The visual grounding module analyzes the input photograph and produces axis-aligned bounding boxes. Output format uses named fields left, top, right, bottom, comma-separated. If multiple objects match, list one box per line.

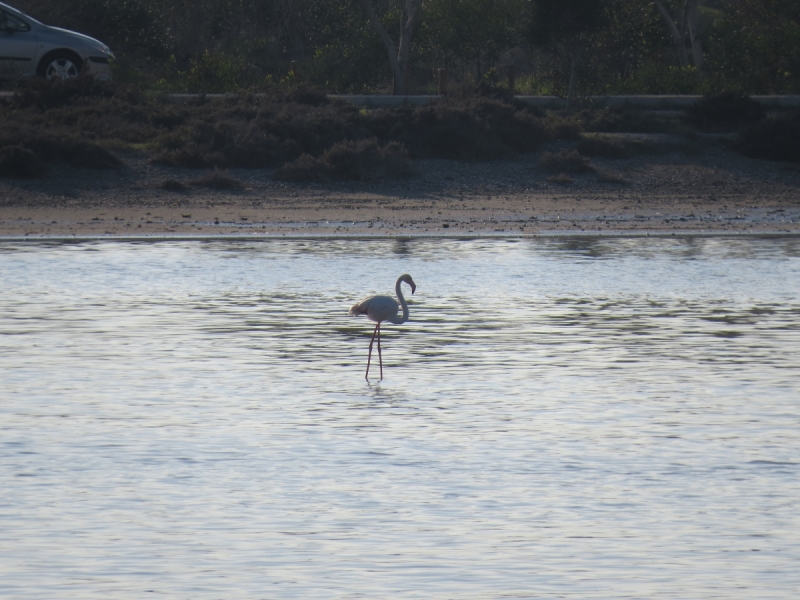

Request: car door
left=0, top=10, right=38, bottom=78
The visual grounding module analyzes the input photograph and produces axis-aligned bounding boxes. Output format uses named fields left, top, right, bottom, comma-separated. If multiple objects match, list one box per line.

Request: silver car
left=0, top=2, right=114, bottom=80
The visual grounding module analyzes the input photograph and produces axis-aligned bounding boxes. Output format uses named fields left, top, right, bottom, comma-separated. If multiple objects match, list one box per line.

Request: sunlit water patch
left=1, top=237, right=799, bottom=599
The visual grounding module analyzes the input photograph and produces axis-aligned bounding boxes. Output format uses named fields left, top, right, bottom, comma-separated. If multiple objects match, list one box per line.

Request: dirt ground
left=1, top=133, right=799, bottom=237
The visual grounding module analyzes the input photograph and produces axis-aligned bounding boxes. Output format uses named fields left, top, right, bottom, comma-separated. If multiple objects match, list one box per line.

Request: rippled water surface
left=1, top=237, right=799, bottom=599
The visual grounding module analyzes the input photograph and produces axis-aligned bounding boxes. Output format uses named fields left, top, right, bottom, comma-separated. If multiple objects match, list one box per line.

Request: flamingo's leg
left=366, top=323, right=379, bottom=380
left=377, top=324, right=383, bottom=380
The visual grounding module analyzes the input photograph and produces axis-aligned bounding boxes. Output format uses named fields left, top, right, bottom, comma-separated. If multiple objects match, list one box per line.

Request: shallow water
left=1, top=237, right=799, bottom=599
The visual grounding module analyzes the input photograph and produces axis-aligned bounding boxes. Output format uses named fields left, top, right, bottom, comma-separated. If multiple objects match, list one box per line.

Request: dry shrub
left=577, top=135, right=629, bottom=158
left=540, top=150, right=594, bottom=173
left=597, top=172, right=628, bottom=184
left=9, top=75, right=116, bottom=111
left=369, top=97, right=552, bottom=160
left=159, top=179, right=189, bottom=191
left=734, top=111, right=800, bottom=163
left=278, top=85, right=330, bottom=107
left=545, top=114, right=582, bottom=139
left=3, top=79, right=560, bottom=175
left=189, top=169, right=242, bottom=189
left=0, top=128, right=122, bottom=169
left=578, top=107, right=677, bottom=133
left=0, top=146, right=42, bottom=178
left=274, top=139, right=410, bottom=182
left=547, top=173, right=573, bottom=184
left=153, top=121, right=298, bottom=168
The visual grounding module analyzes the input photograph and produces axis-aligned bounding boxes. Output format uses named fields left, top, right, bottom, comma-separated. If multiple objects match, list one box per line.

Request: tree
left=528, top=0, right=608, bottom=108
left=425, top=0, right=521, bottom=81
left=357, top=0, right=424, bottom=94
left=651, top=0, right=704, bottom=73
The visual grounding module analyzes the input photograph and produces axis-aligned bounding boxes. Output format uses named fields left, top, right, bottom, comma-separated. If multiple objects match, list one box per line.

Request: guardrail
left=331, top=95, right=800, bottom=110
left=2, top=90, right=799, bottom=110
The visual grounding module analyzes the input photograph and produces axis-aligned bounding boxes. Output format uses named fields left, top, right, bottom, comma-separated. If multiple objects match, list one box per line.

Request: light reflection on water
left=1, top=237, right=799, bottom=599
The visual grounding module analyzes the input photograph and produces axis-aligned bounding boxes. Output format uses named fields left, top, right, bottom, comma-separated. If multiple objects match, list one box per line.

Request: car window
left=2, top=11, right=31, bottom=32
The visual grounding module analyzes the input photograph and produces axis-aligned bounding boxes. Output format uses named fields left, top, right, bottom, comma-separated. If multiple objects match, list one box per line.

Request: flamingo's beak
left=411, top=282, right=416, bottom=294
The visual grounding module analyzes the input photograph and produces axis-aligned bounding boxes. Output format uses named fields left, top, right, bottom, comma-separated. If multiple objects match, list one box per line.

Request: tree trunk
left=359, top=0, right=423, bottom=95
left=686, top=0, right=704, bottom=74
left=653, top=0, right=689, bottom=68
left=566, top=43, right=584, bottom=112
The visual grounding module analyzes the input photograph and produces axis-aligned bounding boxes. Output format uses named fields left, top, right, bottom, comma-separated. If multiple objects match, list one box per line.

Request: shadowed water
left=1, top=237, right=799, bottom=599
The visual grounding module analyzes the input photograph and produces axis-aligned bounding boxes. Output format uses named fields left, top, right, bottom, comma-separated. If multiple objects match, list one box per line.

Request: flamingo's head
left=400, top=274, right=416, bottom=294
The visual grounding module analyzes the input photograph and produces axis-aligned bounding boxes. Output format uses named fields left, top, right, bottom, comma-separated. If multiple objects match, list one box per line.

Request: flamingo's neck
left=390, top=277, right=409, bottom=324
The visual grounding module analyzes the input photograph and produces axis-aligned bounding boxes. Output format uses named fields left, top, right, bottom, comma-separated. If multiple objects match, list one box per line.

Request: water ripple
left=0, top=237, right=799, bottom=599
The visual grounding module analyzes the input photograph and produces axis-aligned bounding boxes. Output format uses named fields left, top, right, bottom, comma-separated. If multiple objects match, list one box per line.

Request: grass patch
left=540, top=150, right=594, bottom=173
left=274, top=139, right=411, bottom=182
left=189, top=169, right=243, bottom=189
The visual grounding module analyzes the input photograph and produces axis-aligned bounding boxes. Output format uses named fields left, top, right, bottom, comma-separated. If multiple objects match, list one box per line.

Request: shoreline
left=4, top=230, right=800, bottom=243
left=2, top=134, right=799, bottom=238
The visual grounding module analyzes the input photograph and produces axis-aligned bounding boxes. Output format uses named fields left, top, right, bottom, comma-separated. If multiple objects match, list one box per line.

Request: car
left=0, top=2, right=113, bottom=81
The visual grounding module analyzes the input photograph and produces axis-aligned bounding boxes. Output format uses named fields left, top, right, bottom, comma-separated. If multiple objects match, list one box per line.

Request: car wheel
left=43, top=54, right=82, bottom=80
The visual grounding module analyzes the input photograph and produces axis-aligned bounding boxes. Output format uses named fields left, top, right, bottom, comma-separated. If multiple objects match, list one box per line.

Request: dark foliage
left=0, top=146, right=42, bottom=178
left=546, top=115, right=582, bottom=139
left=274, top=139, right=410, bottom=182
left=9, top=76, right=117, bottom=111
left=685, top=92, right=766, bottom=131
left=153, top=121, right=299, bottom=168
left=577, top=135, right=628, bottom=158
left=0, top=128, right=122, bottom=169
left=279, top=85, right=330, bottom=107
left=578, top=107, right=677, bottom=133
left=151, top=93, right=555, bottom=168
left=734, top=111, right=800, bottom=163
left=390, top=97, right=552, bottom=160
left=540, top=150, right=594, bottom=173
left=529, top=0, right=609, bottom=45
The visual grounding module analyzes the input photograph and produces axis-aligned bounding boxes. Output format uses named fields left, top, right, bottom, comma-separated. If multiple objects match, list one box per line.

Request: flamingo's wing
left=349, top=296, right=373, bottom=316
left=349, top=295, right=398, bottom=321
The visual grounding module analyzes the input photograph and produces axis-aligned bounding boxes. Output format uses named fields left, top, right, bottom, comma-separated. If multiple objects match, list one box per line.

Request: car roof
left=0, top=2, right=41, bottom=23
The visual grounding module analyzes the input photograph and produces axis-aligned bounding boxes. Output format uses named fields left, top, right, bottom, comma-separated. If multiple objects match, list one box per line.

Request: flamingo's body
left=350, top=274, right=416, bottom=380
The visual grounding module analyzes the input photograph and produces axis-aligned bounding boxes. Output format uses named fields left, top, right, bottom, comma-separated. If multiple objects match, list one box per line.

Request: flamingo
left=349, top=274, right=416, bottom=380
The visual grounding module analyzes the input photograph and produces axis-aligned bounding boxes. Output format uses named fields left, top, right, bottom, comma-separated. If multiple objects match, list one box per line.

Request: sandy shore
left=1, top=134, right=799, bottom=238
